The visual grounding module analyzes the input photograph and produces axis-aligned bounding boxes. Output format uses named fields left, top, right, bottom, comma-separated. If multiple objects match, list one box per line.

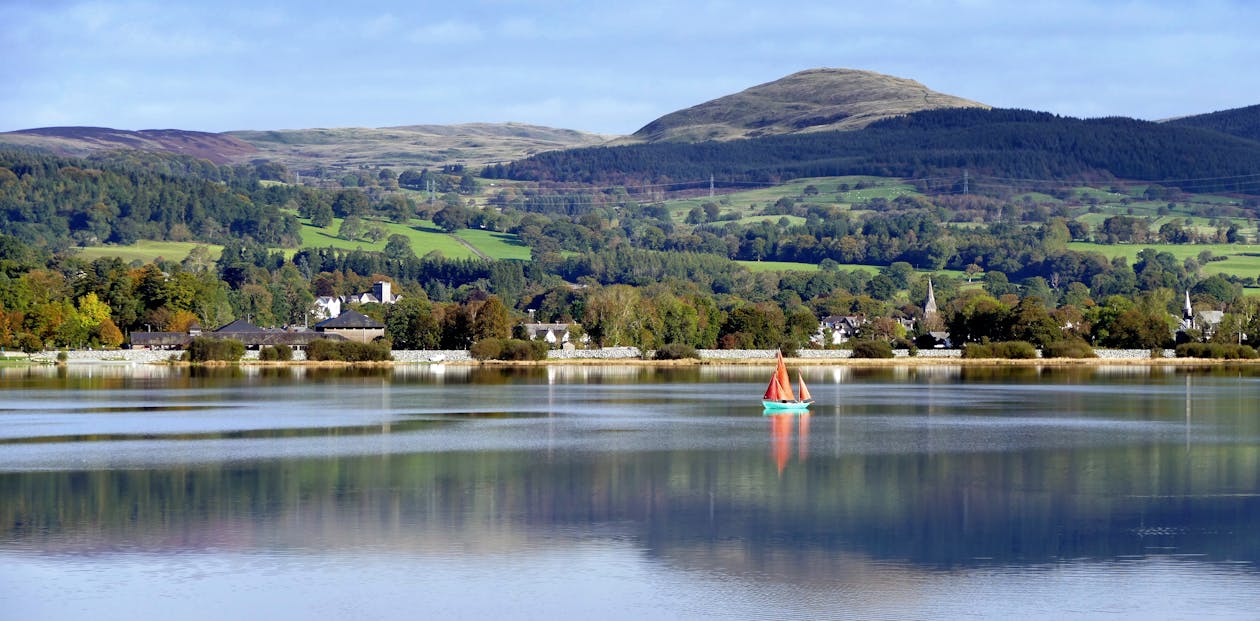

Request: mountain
left=626, top=68, right=989, bottom=143
left=1164, top=103, right=1260, bottom=142
left=0, top=127, right=258, bottom=165
left=0, top=123, right=609, bottom=173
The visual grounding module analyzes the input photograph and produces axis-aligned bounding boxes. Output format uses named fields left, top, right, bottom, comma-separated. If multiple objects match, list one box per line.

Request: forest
left=485, top=108, right=1260, bottom=194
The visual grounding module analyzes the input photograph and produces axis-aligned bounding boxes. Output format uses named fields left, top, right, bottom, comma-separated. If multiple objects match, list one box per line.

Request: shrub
left=1175, top=343, right=1258, bottom=359
left=471, top=338, right=548, bottom=361
left=500, top=339, right=549, bottom=361
left=306, top=339, right=392, bottom=362
left=654, top=343, right=698, bottom=360
left=258, top=344, right=293, bottom=361
left=849, top=339, right=894, bottom=359
left=184, top=337, right=245, bottom=362
left=1041, top=338, right=1097, bottom=359
left=963, top=341, right=1037, bottom=359
left=470, top=338, right=503, bottom=360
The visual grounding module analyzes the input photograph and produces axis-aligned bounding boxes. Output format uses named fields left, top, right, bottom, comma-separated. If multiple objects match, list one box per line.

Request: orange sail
left=763, top=352, right=786, bottom=400
left=797, top=372, right=812, bottom=402
left=765, top=351, right=796, bottom=401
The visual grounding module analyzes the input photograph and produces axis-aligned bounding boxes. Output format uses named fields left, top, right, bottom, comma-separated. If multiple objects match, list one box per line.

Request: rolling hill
left=0, top=127, right=258, bottom=165
left=227, top=123, right=609, bottom=173
left=0, top=123, right=608, bottom=173
left=1164, top=103, right=1260, bottom=142
left=625, top=68, right=989, bottom=143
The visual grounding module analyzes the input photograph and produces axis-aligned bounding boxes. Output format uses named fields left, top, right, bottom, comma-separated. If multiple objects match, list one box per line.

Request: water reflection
left=3, top=364, right=1260, bottom=618
left=767, top=412, right=810, bottom=473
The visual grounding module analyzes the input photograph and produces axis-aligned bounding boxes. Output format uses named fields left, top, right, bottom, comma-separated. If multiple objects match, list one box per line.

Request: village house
left=131, top=319, right=346, bottom=350
left=520, top=322, right=585, bottom=347
left=313, top=281, right=401, bottom=320
left=1176, top=290, right=1226, bottom=342
left=313, top=309, right=386, bottom=344
left=813, top=314, right=866, bottom=346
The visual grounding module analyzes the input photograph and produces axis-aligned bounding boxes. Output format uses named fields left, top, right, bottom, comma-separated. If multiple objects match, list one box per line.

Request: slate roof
left=215, top=319, right=265, bottom=333
left=314, top=309, right=384, bottom=329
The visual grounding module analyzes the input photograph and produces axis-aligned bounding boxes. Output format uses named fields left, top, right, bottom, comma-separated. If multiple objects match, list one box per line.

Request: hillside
left=0, top=123, right=609, bottom=174
left=0, top=127, right=258, bottom=165
left=626, top=68, right=989, bottom=143
left=228, top=123, right=609, bottom=175
left=494, top=108, right=1260, bottom=194
left=1165, top=103, right=1260, bottom=142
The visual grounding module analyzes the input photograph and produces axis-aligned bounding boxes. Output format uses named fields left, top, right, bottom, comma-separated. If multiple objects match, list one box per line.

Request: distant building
left=313, top=281, right=400, bottom=320
left=814, top=314, right=866, bottom=346
left=313, top=309, right=385, bottom=343
left=131, top=319, right=347, bottom=350
left=521, top=322, right=583, bottom=346
left=1176, top=290, right=1226, bottom=342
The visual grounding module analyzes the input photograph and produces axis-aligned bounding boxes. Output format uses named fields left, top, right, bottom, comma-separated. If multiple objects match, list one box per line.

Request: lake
left=1, top=364, right=1258, bottom=619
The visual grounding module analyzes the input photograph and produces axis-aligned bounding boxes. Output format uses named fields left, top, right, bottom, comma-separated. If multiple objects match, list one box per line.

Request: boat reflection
left=767, top=411, right=810, bottom=473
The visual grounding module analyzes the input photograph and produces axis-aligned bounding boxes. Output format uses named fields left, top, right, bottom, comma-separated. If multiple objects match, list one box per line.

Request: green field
left=454, top=228, right=531, bottom=260
left=735, top=215, right=808, bottom=226
left=738, top=260, right=823, bottom=273
left=1067, top=242, right=1260, bottom=279
left=661, top=175, right=918, bottom=220
left=736, top=260, right=969, bottom=280
left=297, top=217, right=473, bottom=259
left=77, top=216, right=531, bottom=264
left=75, top=241, right=223, bottom=263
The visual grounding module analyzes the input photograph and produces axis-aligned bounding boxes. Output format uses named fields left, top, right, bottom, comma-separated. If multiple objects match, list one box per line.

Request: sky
left=3, top=0, right=1259, bottom=136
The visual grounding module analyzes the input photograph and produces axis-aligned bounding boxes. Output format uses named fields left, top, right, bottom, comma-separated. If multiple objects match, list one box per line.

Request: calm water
left=1, top=364, right=1258, bottom=619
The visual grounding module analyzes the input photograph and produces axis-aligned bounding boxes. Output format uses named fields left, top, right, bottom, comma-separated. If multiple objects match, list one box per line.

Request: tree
left=338, top=215, right=364, bottom=241
left=432, top=205, right=472, bottom=232
left=1103, top=308, right=1172, bottom=349
left=332, top=190, right=370, bottom=218
left=582, top=285, right=643, bottom=347
left=1007, top=296, right=1063, bottom=347
left=384, top=234, right=415, bottom=260
left=310, top=203, right=334, bottom=228
left=945, top=292, right=1010, bottom=345
left=458, top=174, right=480, bottom=195
left=384, top=194, right=413, bottom=224
left=385, top=296, right=440, bottom=349
left=472, top=296, right=511, bottom=342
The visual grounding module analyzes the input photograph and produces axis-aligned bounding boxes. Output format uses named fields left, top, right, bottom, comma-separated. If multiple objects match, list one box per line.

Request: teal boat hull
left=762, top=400, right=812, bottom=412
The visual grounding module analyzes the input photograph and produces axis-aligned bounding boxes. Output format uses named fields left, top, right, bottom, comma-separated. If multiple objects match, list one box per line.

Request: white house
left=521, top=323, right=582, bottom=346
left=813, top=315, right=866, bottom=346
left=312, top=281, right=400, bottom=320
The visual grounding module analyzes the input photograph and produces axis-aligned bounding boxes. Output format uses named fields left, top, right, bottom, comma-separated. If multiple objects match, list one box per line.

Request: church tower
left=925, top=279, right=939, bottom=318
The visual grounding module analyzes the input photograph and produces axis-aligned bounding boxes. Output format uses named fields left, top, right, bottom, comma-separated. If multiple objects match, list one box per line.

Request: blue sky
left=3, top=0, right=1258, bottom=135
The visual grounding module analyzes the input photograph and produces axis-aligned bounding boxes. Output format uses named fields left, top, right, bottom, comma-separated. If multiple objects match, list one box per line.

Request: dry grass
left=626, top=68, right=988, bottom=143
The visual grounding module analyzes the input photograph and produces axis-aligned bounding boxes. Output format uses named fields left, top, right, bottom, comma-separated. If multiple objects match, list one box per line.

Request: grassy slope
left=75, top=241, right=223, bottom=262
left=1067, top=242, right=1260, bottom=280
left=76, top=217, right=530, bottom=264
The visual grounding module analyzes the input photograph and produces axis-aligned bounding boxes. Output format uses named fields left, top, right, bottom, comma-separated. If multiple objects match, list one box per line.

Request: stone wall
left=27, top=347, right=1174, bottom=365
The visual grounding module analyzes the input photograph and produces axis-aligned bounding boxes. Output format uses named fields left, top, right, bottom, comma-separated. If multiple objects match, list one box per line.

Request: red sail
left=764, top=351, right=796, bottom=401
left=797, top=372, right=812, bottom=402
left=764, top=357, right=784, bottom=400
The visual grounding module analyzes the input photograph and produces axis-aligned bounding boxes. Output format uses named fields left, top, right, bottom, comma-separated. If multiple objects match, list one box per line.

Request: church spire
left=1183, top=290, right=1193, bottom=320
left=925, top=278, right=938, bottom=317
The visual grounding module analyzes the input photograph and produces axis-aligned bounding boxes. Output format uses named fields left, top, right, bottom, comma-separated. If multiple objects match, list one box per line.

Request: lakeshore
left=14, top=347, right=1260, bottom=368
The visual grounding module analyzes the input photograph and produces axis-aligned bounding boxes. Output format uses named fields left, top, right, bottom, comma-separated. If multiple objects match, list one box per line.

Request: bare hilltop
left=626, top=68, right=989, bottom=143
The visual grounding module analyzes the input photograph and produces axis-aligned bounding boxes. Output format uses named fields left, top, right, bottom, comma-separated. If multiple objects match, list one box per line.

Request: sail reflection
left=767, top=411, right=810, bottom=473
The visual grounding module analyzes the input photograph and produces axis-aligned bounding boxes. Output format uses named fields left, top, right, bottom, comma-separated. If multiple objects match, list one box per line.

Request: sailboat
left=762, top=351, right=813, bottom=412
